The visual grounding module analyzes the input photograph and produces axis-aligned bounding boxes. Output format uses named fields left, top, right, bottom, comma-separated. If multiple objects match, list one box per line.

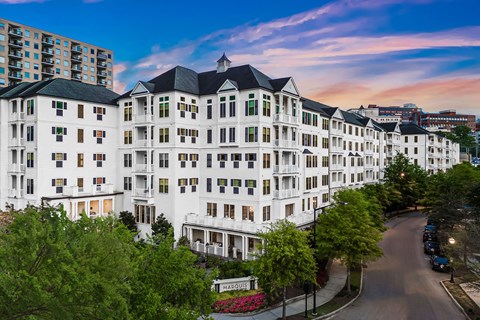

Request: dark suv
left=423, top=230, right=437, bottom=242
left=423, top=241, right=440, bottom=255
left=431, top=255, right=450, bottom=272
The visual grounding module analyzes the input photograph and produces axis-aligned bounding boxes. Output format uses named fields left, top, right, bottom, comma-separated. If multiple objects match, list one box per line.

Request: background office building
left=0, top=17, right=113, bottom=89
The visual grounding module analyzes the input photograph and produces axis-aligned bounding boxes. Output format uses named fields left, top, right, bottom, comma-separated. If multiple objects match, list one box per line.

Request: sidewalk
left=210, top=260, right=347, bottom=320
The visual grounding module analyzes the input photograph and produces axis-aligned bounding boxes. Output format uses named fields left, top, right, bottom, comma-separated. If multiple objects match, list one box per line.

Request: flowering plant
left=212, top=292, right=267, bottom=313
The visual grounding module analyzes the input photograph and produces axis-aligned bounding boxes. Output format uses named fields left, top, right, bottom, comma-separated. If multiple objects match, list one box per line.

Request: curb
left=439, top=280, right=471, bottom=320
left=314, top=267, right=364, bottom=320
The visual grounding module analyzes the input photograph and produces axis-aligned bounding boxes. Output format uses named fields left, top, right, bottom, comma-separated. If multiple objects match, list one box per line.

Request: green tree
left=119, top=210, right=138, bottom=233
left=255, top=220, right=316, bottom=320
left=384, top=153, right=428, bottom=209
left=151, top=213, right=173, bottom=239
left=0, top=205, right=135, bottom=320
left=130, top=232, right=216, bottom=320
left=445, top=125, right=475, bottom=153
left=316, top=189, right=384, bottom=293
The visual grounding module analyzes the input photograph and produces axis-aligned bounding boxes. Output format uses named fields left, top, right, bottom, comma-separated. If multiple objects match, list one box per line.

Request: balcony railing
left=97, top=71, right=107, bottom=77
left=8, top=72, right=23, bottom=80
left=8, top=189, right=24, bottom=198
left=42, top=37, right=54, bottom=45
left=184, top=214, right=268, bottom=234
left=8, top=112, right=25, bottom=122
left=8, top=40, right=23, bottom=48
left=273, top=189, right=299, bottom=199
left=71, top=65, right=82, bottom=71
left=8, top=29, right=22, bottom=37
left=8, top=51, right=22, bottom=58
left=71, top=55, right=82, bottom=62
left=9, top=137, right=25, bottom=146
left=133, top=188, right=154, bottom=198
left=71, top=45, right=82, bottom=53
left=8, top=164, right=26, bottom=172
left=42, top=48, right=54, bottom=55
left=71, top=74, right=82, bottom=81
left=42, top=58, right=54, bottom=65
left=8, top=62, right=22, bottom=69
left=273, top=113, right=300, bottom=125
left=134, top=163, right=154, bottom=173
left=273, top=165, right=299, bottom=174
left=330, top=163, right=343, bottom=171
left=97, top=61, right=107, bottom=68
left=135, top=139, right=152, bottom=148
left=273, top=139, right=297, bottom=149
left=134, top=114, right=154, bottom=124
left=42, top=68, right=54, bottom=75
left=97, top=53, right=107, bottom=60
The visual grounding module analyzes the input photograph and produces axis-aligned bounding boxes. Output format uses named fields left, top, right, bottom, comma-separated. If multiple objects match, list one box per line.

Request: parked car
left=423, top=231, right=437, bottom=242
left=424, top=225, right=437, bottom=232
left=423, top=241, right=441, bottom=255
left=431, top=255, right=451, bottom=272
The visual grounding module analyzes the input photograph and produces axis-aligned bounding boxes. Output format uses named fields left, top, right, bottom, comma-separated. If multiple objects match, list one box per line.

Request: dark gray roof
left=377, top=122, right=399, bottom=132
left=139, top=81, right=155, bottom=92
left=269, top=77, right=291, bottom=92
left=301, top=98, right=331, bottom=117
left=117, top=64, right=300, bottom=100
left=1, top=79, right=119, bottom=105
left=341, top=110, right=365, bottom=126
left=217, top=53, right=231, bottom=63
left=0, top=82, right=37, bottom=98
left=400, top=123, right=430, bottom=135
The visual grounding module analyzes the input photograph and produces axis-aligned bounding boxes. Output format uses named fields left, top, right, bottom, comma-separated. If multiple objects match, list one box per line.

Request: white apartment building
left=0, top=79, right=121, bottom=219
left=0, top=55, right=461, bottom=260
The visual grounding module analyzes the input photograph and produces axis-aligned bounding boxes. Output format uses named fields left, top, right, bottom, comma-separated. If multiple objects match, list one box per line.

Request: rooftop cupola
left=216, top=53, right=231, bottom=73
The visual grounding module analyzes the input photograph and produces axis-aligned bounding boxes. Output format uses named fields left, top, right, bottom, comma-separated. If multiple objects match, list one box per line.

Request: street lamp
left=448, top=237, right=455, bottom=283
left=205, top=242, right=210, bottom=267
left=312, top=205, right=328, bottom=316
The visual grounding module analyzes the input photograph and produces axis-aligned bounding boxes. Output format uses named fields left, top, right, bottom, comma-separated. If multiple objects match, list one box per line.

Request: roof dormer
left=216, top=53, right=231, bottom=73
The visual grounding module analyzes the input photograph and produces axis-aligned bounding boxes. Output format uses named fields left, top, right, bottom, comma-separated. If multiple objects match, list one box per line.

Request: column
left=223, top=233, right=228, bottom=257
left=241, top=236, right=246, bottom=260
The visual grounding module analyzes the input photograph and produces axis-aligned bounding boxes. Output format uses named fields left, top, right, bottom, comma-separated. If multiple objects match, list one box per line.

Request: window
left=245, top=93, right=258, bottom=116
left=207, top=129, right=212, bottom=144
left=220, top=128, right=226, bottom=143
left=77, top=104, right=84, bottom=118
left=263, top=94, right=271, bottom=116
left=231, top=153, right=241, bottom=168
left=92, top=153, right=105, bottom=167
left=414, top=147, right=418, bottom=154
left=231, top=179, right=241, bottom=194
left=77, top=129, right=84, bottom=143
left=124, top=153, right=132, bottom=167
left=217, top=178, right=227, bottom=193
left=220, top=97, right=226, bottom=118
left=229, top=96, right=236, bottom=117
left=322, top=156, right=329, bottom=167
left=322, top=175, right=329, bottom=186
left=218, top=153, right=227, bottom=168
left=263, top=179, right=270, bottom=195
left=159, top=96, right=169, bottom=117
left=414, top=136, right=418, bottom=143
left=242, top=206, right=254, bottom=221
left=93, top=130, right=105, bottom=144
left=93, top=177, right=106, bottom=185
left=207, top=178, right=212, bottom=192
left=178, top=178, right=187, bottom=193
left=77, top=153, right=84, bottom=167
left=245, top=127, right=258, bottom=142
left=27, top=152, right=34, bottom=168
left=52, top=178, right=67, bottom=194
left=263, top=206, right=271, bottom=221
left=51, top=153, right=67, bottom=167
left=190, top=153, right=198, bottom=167
left=245, top=179, right=256, bottom=195
left=52, top=126, right=67, bottom=142
left=124, top=177, right=132, bottom=191
left=26, top=99, right=34, bottom=115
left=124, top=130, right=132, bottom=144
left=27, top=179, right=34, bottom=195
left=190, top=178, right=198, bottom=192
left=229, top=127, right=236, bottom=143
left=178, top=153, right=187, bottom=167
left=27, top=126, right=34, bottom=141
left=52, top=100, right=67, bottom=116
left=159, top=153, right=169, bottom=168
left=159, top=178, right=169, bottom=193
left=207, top=100, right=212, bottom=119
left=207, top=203, right=217, bottom=217
left=158, top=128, right=169, bottom=143
left=246, top=153, right=257, bottom=168
left=124, top=102, right=132, bottom=121
left=262, top=127, right=270, bottom=143
left=93, top=106, right=105, bottom=120
left=224, top=204, right=235, bottom=219
left=263, top=153, right=271, bottom=169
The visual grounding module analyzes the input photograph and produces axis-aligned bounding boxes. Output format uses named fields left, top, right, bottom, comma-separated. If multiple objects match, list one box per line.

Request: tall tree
left=316, top=189, right=384, bottom=293
left=255, top=220, right=316, bottom=320
left=119, top=210, right=138, bottom=233
left=151, top=213, right=173, bottom=239
left=445, top=125, right=475, bottom=153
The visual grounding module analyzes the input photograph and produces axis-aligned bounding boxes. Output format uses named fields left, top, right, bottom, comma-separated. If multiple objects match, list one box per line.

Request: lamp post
left=312, top=206, right=324, bottom=316
left=448, top=237, right=455, bottom=283
left=205, top=242, right=210, bottom=267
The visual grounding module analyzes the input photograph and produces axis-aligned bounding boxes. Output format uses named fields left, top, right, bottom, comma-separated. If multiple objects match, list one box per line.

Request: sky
left=1, top=0, right=480, bottom=116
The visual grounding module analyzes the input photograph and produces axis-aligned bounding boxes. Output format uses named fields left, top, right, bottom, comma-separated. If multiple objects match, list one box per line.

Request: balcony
left=42, top=68, right=54, bottom=75
left=71, top=45, right=82, bottom=53
left=286, top=211, right=315, bottom=228
left=97, top=61, right=107, bottom=68
left=135, top=139, right=152, bottom=148
left=8, top=50, right=23, bottom=59
left=97, top=79, right=107, bottom=86
left=8, top=61, right=22, bottom=70
left=97, top=71, right=107, bottom=77
left=8, top=163, right=26, bottom=173
left=273, top=113, right=300, bottom=125
left=132, top=188, right=154, bottom=204
left=71, top=55, right=82, bottom=62
left=273, top=165, right=299, bottom=174
left=8, top=40, right=23, bottom=48
left=134, top=114, right=154, bottom=124
left=42, top=58, right=54, bottom=65
left=330, top=163, right=343, bottom=171
left=273, top=139, right=297, bottom=149
left=71, top=74, right=82, bottom=81
left=8, top=28, right=23, bottom=37
left=9, top=137, right=25, bottom=147
left=42, top=37, right=54, bottom=46
left=184, top=214, right=268, bottom=234
left=42, top=48, right=54, bottom=56
left=71, top=65, right=82, bottom=72
left=8, top=72, right=23, bottom=80
left=273, top=189, right=299, bottom=199
left=8, top=112, right=25, bottom=122
left=97, top=53, right=107, bottom=60
left=134, top=163, right=154, bottom=173
left=8, top=189, right=24, bottom=198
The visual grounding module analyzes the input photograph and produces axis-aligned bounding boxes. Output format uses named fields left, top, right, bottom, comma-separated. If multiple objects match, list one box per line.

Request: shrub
left=212, top=293, right=267, bottom=313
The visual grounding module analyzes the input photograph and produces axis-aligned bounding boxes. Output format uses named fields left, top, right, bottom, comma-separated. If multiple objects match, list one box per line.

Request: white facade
left=0, top=61, right=461, bottom=260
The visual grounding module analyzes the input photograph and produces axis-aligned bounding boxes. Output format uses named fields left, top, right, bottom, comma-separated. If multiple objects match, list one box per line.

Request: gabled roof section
left=217, top=53, right=231, bottom=63
left=131, top=81, right=154, bottom=96
left=269, top=77, right=299, bottom=96
left=341, top=110, right=365, bottom=126
left=148, top=66, right=199, bottom=95
left=1, top=79, right=119, bottom=105
left=0, top=82, right=38, bottom=99
left=217, top=79, right=238, bottom=92
left=378, top=122, right=399, bottom=133
left=400, top=123, right=430, bottom=135
left=301, top=98, right=331, bottom=118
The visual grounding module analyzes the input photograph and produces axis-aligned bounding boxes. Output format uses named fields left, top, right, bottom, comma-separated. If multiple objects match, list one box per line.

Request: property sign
left=212, top=276, right=258, bottom=293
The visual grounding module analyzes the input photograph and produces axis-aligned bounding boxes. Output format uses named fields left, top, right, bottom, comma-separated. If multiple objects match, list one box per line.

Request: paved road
left=331, top=212, right=466, bottom=320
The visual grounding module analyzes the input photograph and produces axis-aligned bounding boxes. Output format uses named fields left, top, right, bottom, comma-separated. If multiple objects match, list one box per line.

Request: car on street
left=424, top=241, right=441, bottom=255
left=423, top=230, right=437, bottom=242
left=431, top=255, right=451, bottom=272
left=424, top=225, right=437, bottom=232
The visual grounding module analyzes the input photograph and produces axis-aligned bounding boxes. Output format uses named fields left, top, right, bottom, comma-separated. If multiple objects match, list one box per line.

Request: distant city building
left=0, top=55, right=461, bottom=260
left=0, top=17, right=113, bottom=89
left=349, top=105, right=402, bottom=124
left=417, top=110, right=476, bottom=131
left=366, top=103, right=421, bottom=124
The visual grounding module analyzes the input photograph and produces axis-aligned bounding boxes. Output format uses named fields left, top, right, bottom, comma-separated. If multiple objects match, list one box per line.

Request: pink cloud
left=0, top=0, right=44, bottom=3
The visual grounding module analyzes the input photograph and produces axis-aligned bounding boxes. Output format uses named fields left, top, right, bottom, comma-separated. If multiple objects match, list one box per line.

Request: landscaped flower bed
left=212, top=292, right=267, bottom=313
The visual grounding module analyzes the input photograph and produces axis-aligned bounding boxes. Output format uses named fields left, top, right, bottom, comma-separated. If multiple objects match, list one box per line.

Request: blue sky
left=1, top=0, right=480, bottom=115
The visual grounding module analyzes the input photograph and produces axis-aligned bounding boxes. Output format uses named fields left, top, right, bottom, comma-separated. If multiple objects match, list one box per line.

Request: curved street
left=332, top=212, right=465, bottom=320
